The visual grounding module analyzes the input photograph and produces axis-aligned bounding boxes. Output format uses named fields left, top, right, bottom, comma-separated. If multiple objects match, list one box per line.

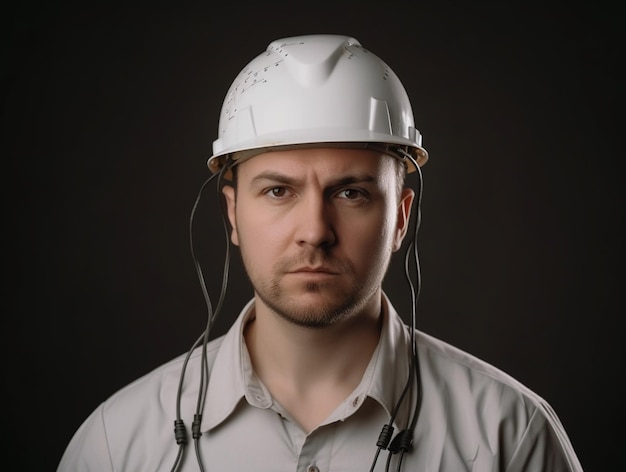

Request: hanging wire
left=369, top=149, right=425, bottom=472
left=170, top=161, right=234, bottom=472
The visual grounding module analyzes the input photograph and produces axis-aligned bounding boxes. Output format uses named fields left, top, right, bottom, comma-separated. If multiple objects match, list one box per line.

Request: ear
left=392, top=188, right=414, bottom=252
left=222, top=185, right=239, bottom=246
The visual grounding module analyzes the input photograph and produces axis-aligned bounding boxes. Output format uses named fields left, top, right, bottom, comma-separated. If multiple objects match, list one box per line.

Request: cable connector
left=192, top=414, right=203, bottom=439
left=389, top=429, right=413, bottom=454
left=174, top=419, right=187, bottom=445
left=376, top=423, right=394, bottom=449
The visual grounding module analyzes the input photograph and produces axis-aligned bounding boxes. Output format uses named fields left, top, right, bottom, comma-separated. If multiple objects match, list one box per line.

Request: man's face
left=222, top=147, right=414, bottom=327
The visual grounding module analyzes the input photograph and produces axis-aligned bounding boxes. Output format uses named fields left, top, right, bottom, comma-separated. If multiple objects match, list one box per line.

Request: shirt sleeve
left=505, top=401, right=584, bottom=472
left=57, top=403, right=114, bottom=472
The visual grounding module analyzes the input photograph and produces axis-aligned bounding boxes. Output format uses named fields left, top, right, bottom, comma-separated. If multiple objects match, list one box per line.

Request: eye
left=336, top=188, right=367, bottom=201
left=265, top=186, right=290, bottom=198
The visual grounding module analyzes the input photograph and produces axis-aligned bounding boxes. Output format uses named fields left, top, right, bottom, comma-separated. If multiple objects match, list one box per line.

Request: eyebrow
left=250, top=171, right=378, bottom=188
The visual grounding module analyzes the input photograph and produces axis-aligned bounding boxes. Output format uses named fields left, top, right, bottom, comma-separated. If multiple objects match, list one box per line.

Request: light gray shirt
left=58, top=295, right=583, bottom=471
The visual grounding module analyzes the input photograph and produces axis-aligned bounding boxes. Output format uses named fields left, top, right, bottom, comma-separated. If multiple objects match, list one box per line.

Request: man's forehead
left=236, top=147, right=396, bottom=177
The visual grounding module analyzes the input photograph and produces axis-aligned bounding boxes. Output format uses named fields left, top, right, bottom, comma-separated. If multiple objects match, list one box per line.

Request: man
left=58, top=34, right=583, bottom=471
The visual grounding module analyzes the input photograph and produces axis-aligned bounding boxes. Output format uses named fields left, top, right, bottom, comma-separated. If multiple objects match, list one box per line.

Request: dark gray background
left=3, top=2, right=622, bottom=470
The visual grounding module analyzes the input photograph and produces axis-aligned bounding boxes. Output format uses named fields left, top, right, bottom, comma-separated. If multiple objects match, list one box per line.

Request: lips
left=288, top=264, right=340, bottom=273
left=276, top=252, right=352, bottom=276
left=288, top=267, right=339, bottom=275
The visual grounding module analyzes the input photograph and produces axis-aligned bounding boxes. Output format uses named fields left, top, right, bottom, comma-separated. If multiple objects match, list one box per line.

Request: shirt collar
left=330, top=293, right=414, bottom=429
left=203, top=293, right=414, bottom=432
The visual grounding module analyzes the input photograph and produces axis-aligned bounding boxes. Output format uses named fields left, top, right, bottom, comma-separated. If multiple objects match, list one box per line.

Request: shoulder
left=413, top=329, right=558, bottom=437
left=415, top=329, right=540, bottom=403
left=413, top=330, right=583, bottom=470
left=58, top=335, right=228, bottom=471
left=103, top=335, right=225, bottom=419
left=87, top=337, right=225, bottom=455
left=417, top=332, right=573, bottom=460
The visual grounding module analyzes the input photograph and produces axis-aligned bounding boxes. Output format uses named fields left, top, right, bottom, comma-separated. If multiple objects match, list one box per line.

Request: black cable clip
left=192, top=414, right=203, bottom=439
left=174, top=419, right=187, bottom=445
left=376, top=423, right=394, bottom=449
left=389, top=429, right=413, bottom=454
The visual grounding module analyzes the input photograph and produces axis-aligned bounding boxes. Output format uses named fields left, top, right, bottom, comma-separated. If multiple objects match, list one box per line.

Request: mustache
left=274, top=251, right=354, bottom=274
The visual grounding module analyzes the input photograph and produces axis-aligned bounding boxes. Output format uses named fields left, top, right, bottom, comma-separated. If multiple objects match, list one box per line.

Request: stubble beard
left=243, top=251, right=383, bottom=328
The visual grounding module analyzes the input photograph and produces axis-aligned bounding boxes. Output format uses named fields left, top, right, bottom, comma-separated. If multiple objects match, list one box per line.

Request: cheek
left=341, top=211, right=395, bottom=259
left=235, top=207, right=286, bottom=257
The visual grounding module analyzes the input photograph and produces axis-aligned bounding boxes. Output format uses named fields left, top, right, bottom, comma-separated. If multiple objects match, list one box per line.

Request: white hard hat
left=208, top=34, right=428, bottom=174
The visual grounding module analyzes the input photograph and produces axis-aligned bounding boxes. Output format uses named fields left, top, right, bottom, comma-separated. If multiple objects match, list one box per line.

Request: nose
left=294, top=193, right=336, bottom=248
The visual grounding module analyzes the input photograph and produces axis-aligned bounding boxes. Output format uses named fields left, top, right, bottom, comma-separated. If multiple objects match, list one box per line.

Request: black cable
left=196, top=165, right=232, bottom=417
left=169, top=172, right=217, bottom=472
left=170, top=446, right=184, bottom=472
left=190, top=163, right=233, bottom=471
left=395, top=153, right=424, bottom=470
left=170, top=162, right=233, bottom=472
left=370, top=149, right=424, bottom=472
left=174, top=333, right=207, bottom=423
left=394, top=154, right=424, bottom=470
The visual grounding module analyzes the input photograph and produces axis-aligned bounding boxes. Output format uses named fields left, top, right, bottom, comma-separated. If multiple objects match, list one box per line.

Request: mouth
left=288, top=266, right=340, bottom=275
left=285, top=267, right=342, bottom=282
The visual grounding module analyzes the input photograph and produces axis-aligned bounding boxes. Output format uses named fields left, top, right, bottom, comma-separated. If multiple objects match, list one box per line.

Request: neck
left=244, top=292, right=384, bottom=431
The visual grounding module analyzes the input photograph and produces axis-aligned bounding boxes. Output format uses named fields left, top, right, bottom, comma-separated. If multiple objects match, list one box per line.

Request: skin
left=222, top=147, right=414, bottom=432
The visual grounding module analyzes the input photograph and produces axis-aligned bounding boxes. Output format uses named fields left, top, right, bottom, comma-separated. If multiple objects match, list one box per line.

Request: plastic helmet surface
left=208, top=34, right=428, bottom=174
